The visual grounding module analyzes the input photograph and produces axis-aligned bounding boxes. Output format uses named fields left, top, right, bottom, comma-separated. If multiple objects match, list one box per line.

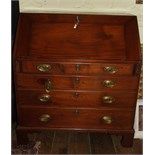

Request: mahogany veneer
left=17, top=90, right=137, bottom=108
left=13, top=13, right=141, bottom=147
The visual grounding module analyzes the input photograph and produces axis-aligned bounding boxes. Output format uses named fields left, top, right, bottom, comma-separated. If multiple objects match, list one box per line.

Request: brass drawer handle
left=39, top=114, right=51, bottom=123
left=102, top=96, right=115, bottom=104
left=39, top=94, right=51, bottom=102
left=45, top=79, right=52, bottom=93
left=37, top=64, right=51, bottom=72
left=103, top=80, right=115, bottom=88
left=102, top=116, right=112, bottom=124
left=104, top=66, right=118, bottom=74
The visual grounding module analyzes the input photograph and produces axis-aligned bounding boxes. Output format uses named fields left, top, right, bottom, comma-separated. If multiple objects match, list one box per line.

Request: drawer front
left=16, top=74, right=139, bottom=91
left=22, top=61, right=134, bottom=76
left=19, top=107, right=134, bottom=130
left=17, top=90, right=137, bottom=108
left=17, top=90, right=76, bottom=107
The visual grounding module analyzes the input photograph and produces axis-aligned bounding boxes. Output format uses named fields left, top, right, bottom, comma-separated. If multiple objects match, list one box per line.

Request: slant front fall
left=13, top=13, right=141, bottom=147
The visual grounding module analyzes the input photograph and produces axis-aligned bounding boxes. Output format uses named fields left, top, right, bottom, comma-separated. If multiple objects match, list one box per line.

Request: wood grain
left=17, top=90, right=137, bottom=108
left=68, top=132, right=91, bottom=154
left=18, top=107, right=134, bottom=130
left=22, top=61, right=135, bottom=75
left=51, top=131, right=69, bottom=154
left=90, top=133, right=115, bottom=154
left=36, top=131, right=54, bottom=154
left=14, top=14, right=140, bottom=61
left=16, top=74, right=139, bottom=91
left=13, top=13, right=141, bottom=147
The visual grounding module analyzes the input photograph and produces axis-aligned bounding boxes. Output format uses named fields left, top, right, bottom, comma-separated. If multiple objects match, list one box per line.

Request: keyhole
left=75, top=109, right=80, bottom=115
left=73, top=92, right=79, bottom=98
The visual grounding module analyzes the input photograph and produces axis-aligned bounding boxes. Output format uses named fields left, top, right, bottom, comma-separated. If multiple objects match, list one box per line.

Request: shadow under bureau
left=13, top=13, right=141, bottom=147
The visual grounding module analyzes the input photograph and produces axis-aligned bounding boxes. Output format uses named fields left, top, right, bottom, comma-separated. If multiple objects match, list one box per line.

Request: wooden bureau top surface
left=14, top=13, right=140, bottom=61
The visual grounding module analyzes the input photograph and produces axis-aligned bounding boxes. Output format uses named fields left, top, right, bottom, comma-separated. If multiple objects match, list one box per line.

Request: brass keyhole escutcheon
left=102, top=116, right=112, bottom=124
left=73, top=92, right=80, bottom=98
left=37, top=64, right=51, bottom=72
left=39, top=94, right=51, bottom=103
left=102, top=96, right=115, bottom=104
left=75, top=109, right=80, bottom=115
left=73, top=77, right=80, bottom=86
left=39, top=114, right=51, bottom=123
left=103, top=80, right=115, bottom=88
left=104, top=66, right=118, bottom=74
left=75, top=64, right=80, bottom=72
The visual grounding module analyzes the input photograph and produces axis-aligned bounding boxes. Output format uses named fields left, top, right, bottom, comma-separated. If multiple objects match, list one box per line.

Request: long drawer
left=17, top=90, right=137, bottom=108
left=19, top=107, right=134, bottom=130
left=21, top=61, right=135, bottom=76
left=16, top=74, right=139, bottom=91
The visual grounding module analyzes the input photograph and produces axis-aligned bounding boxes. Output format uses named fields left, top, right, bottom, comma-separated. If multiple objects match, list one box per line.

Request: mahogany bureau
left=13, top=13, right=141, bottom=147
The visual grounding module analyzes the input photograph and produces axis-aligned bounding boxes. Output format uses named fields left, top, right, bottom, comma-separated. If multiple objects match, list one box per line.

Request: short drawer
left=17, top=90, right=137, bottom=108
left=16, top=74, right=139, bottom=91
left=21, top=61, right=134, bottom=76
left=19, top=107, right=134, bottom=130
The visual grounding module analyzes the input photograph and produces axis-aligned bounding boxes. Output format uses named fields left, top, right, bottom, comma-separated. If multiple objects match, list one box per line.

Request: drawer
left=21, top=61, right=134, bottom=76
left=17, top=90, right=137, bottom=108
left=16, top=74, right=139, bottom=91
left=19, top=107, right=134, bottom=130
left=17, top=90, right=76, bottom=107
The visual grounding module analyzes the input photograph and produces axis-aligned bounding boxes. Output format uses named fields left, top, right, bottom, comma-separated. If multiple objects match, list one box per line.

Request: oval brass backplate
left=102, top=96, right=115, bottom=104
left=37, top=64, right=51, bottom=72
left=102, top=116, right=112, bottom=124
left=104, top=66, right=118, bottom=74
left=39, top=114, right=51, bottom=123
left=39, top=94, right=51, bottom=102
left=103, top=80, right=115, bottom=88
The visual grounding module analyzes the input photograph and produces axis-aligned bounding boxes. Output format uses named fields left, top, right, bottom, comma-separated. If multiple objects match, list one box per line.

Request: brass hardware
left=39, top=94, right=51, bottom=102
left=74, top=77, right=80, bottom=85
left=103, top=80, right=115, bottom=88
left=37, top=64, right=51, bottom=72
left=73, top=92, right=79, bottom=98
left=104, top=66, right=118, bottom=74
left=75, top=64, right=80, bottom=72
left=45, top=79, right=52, bottom=93
left=74, top=16, right=80, bottom=29
left=39, top=114, right=51, bottom=122
left=102, top=96, right=115, bottom=104
left=102, top=116, right=112, bottom=124
left=75, top=109, right=79, bottom=115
